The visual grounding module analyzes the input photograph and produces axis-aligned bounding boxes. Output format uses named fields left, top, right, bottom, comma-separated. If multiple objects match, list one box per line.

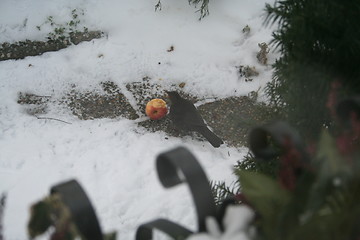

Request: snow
left=0, top=0, right=276, bottom=239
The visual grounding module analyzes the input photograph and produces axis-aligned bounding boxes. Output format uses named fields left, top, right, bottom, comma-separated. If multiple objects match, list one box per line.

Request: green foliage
left=104, top=232, right=117, bottom=240
left=36, top=9, right=88, bottom=42
left=28, top=194, right=82, bottom=239
left=237, top=129, right=360, bottom=240
left=265, top=0, right=360, bottom=74
left=306, top=130, right=353, bottom=213
left=188, top=0, right=210, bottom=19
left=28, top=194, right=116, bottom=240
left=264, top=0, right=360, bottom=140
left=28, top=201, right=53, bottom=238
left=234, top=152, right=279, bottom=178
left=211, top=152, right=279, bottom=206
left=266, top=56, right=332, bottom=140
left=238, top=170, right=291, bottom=239
left=155, top=0, right=210, bottom=20
left=210, top=181, right=239, bottom=205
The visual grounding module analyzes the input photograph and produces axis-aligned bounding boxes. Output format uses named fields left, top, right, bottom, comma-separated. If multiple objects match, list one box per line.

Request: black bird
left=166, top=91, right=224, bottom=148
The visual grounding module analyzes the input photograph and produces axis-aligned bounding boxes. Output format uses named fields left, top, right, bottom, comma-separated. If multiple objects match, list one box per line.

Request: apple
left=145, top=98, right=168, bottom=120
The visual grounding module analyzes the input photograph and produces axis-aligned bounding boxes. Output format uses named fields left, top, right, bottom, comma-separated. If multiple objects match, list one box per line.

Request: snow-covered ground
left=0, top=0, right=276, bottom=239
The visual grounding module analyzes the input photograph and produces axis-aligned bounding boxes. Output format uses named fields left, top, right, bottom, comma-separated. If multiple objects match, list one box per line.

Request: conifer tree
left=264, top=0, right=360, bottom=140
left=212, top=2, right=360, bottom=235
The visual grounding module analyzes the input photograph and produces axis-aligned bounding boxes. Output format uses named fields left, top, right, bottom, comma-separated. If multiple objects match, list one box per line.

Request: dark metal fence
left=23, top=96, right=360, bottom=240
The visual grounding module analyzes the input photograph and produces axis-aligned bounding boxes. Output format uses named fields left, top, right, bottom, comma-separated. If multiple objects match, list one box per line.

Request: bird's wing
left=183, top=109, right=206, bottom=126
left=171, top=101, right=207, bottom=127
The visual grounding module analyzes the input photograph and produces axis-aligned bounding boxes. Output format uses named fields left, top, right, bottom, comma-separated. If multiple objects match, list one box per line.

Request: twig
left=29, top=94, right=52, bottom=98
left=34, top=115, right=72, bottom=124
left=155, top=0, right=162, bottom=11
left=0, top=194, right=6, bottom=240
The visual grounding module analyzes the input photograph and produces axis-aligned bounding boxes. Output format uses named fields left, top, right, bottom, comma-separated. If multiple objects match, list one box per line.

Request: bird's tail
left=198, top=126, right=224, bottom=148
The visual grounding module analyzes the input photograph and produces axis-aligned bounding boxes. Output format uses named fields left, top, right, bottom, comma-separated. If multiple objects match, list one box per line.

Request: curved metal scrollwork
left=50, top=179, right=104, bottom=240
left=249, top=121, right=309, bottom=162
left=136, top=146, right=217, bottom=240
left=40, top=97, right=360, bottom=240
left=136, top=218, right=193, bottom=240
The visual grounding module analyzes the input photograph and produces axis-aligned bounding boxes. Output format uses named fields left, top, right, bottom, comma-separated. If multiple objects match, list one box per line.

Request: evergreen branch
left=189, top=0, right=210, bottom=20
left=210, top=181, right=239, bottom=205
left=234, top=152, right=279, bottom=179
left=153, top=0, right=210, bottom=20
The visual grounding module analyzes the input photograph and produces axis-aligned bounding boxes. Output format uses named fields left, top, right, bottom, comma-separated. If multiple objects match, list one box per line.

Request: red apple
left=145, top=98, right=168, bottom=120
